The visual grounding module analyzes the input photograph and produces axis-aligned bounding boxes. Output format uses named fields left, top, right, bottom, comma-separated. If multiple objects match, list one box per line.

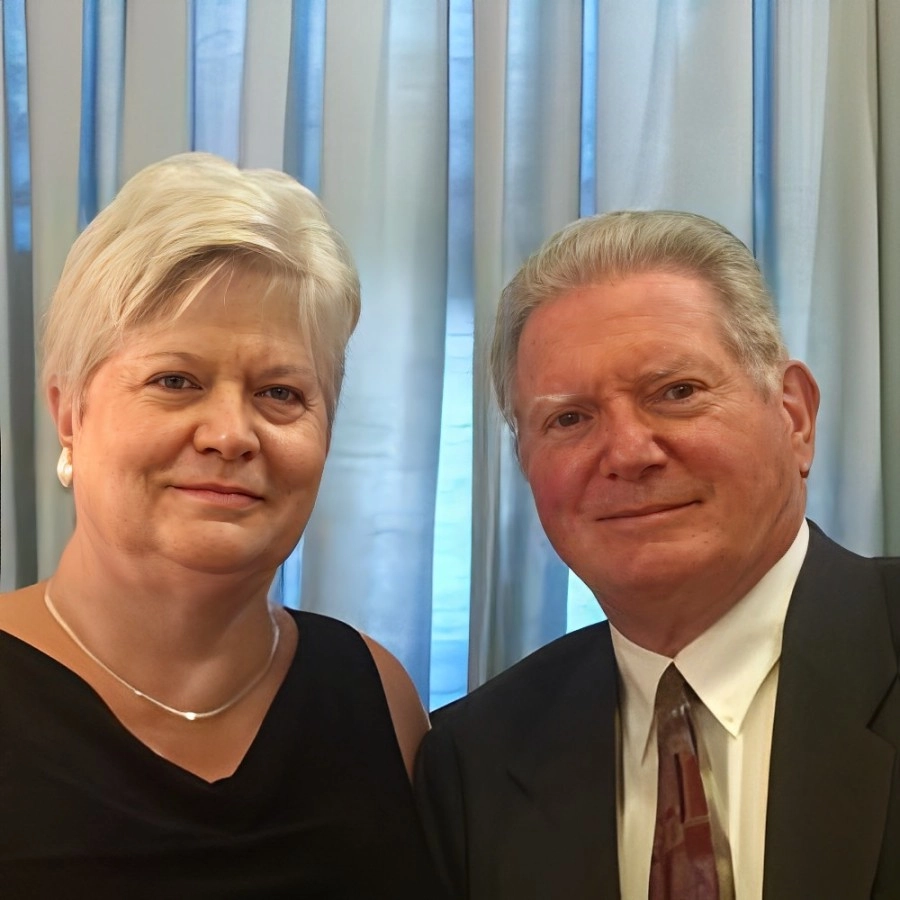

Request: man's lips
left=598, top=502, right=697, bottom=521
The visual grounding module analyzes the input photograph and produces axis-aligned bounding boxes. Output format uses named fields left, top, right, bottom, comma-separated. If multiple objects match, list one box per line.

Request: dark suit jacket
left=415, top=525, right=900, bottom=899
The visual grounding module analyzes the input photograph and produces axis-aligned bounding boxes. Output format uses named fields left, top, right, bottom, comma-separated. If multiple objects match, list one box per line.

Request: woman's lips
left=172, top=485, right=262, bottom=508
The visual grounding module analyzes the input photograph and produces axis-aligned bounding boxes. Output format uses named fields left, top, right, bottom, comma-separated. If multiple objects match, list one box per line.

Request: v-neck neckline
left=0, top=616, right=301, bottom=787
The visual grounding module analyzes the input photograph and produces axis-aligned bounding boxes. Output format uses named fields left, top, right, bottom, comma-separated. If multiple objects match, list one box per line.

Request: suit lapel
left=500, top=624, right=621, bottom=898
left=763, top=526, right=897, bottom=899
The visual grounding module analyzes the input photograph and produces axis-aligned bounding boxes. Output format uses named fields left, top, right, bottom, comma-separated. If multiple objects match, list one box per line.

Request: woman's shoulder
left=0, top=582, right=46, bottom=638
left=282, top=609, right=428, bottom=781
left=359, top=634, right=429, bottom=781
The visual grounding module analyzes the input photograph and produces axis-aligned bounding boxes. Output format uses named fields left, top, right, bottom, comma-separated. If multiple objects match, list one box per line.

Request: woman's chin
left=158, top=540, right=286, bottom=578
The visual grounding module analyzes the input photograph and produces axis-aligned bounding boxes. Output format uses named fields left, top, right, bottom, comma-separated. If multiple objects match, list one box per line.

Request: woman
left=0, top=153, right=446, bottom=898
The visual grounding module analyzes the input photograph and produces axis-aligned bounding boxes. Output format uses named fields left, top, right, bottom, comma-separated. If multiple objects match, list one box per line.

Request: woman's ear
left=780, top=360, right=819, bottom=478
left=47, top=378, right=75, bottom=448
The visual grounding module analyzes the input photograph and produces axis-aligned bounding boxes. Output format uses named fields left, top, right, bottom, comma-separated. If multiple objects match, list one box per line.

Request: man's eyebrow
left=643, top=355, right=701, bottom=379
left=527, top=392, right=584, bottom=407
left=525, top=359, right=703, bottom=402
left=634, top=356, right=725, bottom=387
left=518, top=392, right=586, bottom=423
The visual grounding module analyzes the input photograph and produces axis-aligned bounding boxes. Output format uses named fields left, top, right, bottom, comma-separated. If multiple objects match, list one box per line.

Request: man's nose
left=192, top=388, right=261, bottom=460
left=595, top=405, right=667, bottom=480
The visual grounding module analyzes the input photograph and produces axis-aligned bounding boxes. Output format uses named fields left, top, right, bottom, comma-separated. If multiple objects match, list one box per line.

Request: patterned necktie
left=648, top=664, right=726, bottom=899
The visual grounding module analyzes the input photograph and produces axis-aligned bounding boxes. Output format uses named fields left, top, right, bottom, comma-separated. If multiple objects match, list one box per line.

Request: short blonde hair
left=42, top=152, right=360, bottom=426
left=491, top=210, right=788, bottom=430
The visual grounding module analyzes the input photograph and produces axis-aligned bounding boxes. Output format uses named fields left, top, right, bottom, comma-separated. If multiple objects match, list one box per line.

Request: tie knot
left=655, top=663, right=690, bottom=718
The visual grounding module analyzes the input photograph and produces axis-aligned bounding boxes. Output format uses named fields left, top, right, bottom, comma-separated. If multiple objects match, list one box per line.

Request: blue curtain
left=1, top=0, right=896, bottom=712
left=0, top=0, right=35, bottom=589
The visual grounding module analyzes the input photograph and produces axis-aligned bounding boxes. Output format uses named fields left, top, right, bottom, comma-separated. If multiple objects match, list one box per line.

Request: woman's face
left=56, top=266, right=329, bottom=579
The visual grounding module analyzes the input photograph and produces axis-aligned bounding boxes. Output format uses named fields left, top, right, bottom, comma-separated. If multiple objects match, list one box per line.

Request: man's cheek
left=529, top=473, right=572, bottom=520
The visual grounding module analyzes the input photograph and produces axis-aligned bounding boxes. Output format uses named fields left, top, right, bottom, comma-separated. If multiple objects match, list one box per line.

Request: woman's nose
left=191, top=389, right=261, bottom=460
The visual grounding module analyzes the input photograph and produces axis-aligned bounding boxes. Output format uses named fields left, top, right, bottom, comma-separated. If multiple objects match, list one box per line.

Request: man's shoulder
left=792, top=521, right=900, bottom=664
left=430, top=621, right=613, bottom=736
left=873, top=553, right=900, bottom=659
left=805, top=521, right=900, bottom=586
left=807, top=519, right=900, bottom=567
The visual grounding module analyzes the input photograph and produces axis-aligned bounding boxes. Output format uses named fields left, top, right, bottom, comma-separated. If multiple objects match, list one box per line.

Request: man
left=415, top=211, right=900, bottom=899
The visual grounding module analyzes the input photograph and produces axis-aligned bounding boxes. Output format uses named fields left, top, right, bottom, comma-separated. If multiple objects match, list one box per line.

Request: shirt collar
left=611, top=520, right=809, bottom=758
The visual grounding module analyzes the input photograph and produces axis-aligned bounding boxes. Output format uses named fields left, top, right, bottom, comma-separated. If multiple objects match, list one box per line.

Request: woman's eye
left=261, top=386, right=302, bottom=404
left=155, top=374, right=192, bottom=390
left=663, top=383, right=695, bottom=401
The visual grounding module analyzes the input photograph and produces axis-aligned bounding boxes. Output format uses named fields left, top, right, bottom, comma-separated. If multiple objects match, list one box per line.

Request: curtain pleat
left=298, top=0, right=449, bottom=696
left=594, top=0, right=753, bottom=237
left=283, top=0, right=325, bottom=189
left=242, top=0, right=292, bottom=170
left=26, top=0, right=82, bottom=579
left=93, top=0, right=125, bottom=210
left=757, top=2, right=829, bottom=361
left=120, top=0, right=189, bottom=181
left=878, top=0, right=900, bottom=556
left=468, top=0, right=507, bottom=689
left=191, top=0, right=247, bottom=163
left=0, top=0, right=35, bottom=592
left=78, top=0, right=125, bottom=227
left=802, top=2, right=882, bottom=555
left=429, top=0, right=475, bottom=709
left=469, top=0, right=583, bottom=686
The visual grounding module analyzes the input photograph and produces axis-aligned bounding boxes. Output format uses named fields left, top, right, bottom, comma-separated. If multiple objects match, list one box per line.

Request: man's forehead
left=518, top=271, right=737, bottom=352
left=542, top=269, right=720, bottom=309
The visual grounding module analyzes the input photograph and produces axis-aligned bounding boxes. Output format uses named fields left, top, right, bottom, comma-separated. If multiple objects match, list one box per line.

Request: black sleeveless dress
left=0, top=609, right=447, bottom=899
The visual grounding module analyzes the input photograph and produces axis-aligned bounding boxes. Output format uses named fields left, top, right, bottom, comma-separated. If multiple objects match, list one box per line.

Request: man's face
left=514, top=271, right=817, bottom=644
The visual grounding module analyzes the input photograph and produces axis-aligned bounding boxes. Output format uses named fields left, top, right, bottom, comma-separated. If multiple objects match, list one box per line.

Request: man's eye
left=663, top=383, right=695, bottom=401
left=554, top=411, right=582, bottom=428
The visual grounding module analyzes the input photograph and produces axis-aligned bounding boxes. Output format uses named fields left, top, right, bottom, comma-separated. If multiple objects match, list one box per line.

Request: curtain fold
left=878, top=0, right=900, bottom=557
left=27, top=0, right=82, bottom=580
left=428, top=0, right=475, bottom=709
left=191, top=0, right=247, bottom=163
left=120, top=0, right=190, bottom=181
left=594, top=0, right=753, bottom=236
left=0, top=0, right=35, bottom=592
left=467, top=0, right=507, bottom=692
left=78, top=0, right=125, bottom=227
left=758, top=1, right=828, bottom=362
left=299, top=0, right=450, bottom=696
left=241, top=0, right=292, bottom=171
left=469, top=0, right=583, bottom=686
left=802, top=2, right=882, bottom=555
left=283, top=0, right=324, bottom=188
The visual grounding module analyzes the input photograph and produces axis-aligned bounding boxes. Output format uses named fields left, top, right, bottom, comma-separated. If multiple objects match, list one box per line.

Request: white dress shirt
left=612, top=521, right=809, bottom=900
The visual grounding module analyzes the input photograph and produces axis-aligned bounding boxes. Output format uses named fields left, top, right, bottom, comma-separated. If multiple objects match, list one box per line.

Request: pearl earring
left=56, top=447, right=73, bottom=488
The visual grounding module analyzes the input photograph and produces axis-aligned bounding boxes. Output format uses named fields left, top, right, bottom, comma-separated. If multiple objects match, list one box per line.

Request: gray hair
left=491, top=209, right=788, bottom=430
left=42, top=152, right=360, bottom=427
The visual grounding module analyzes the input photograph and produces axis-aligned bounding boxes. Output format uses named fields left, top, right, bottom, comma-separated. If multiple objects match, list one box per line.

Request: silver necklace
left=43, top=589, right=280, bottom=722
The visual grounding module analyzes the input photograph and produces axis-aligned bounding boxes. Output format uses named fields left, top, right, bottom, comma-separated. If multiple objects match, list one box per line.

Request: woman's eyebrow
left=136, top=351, right=317, bottom=379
